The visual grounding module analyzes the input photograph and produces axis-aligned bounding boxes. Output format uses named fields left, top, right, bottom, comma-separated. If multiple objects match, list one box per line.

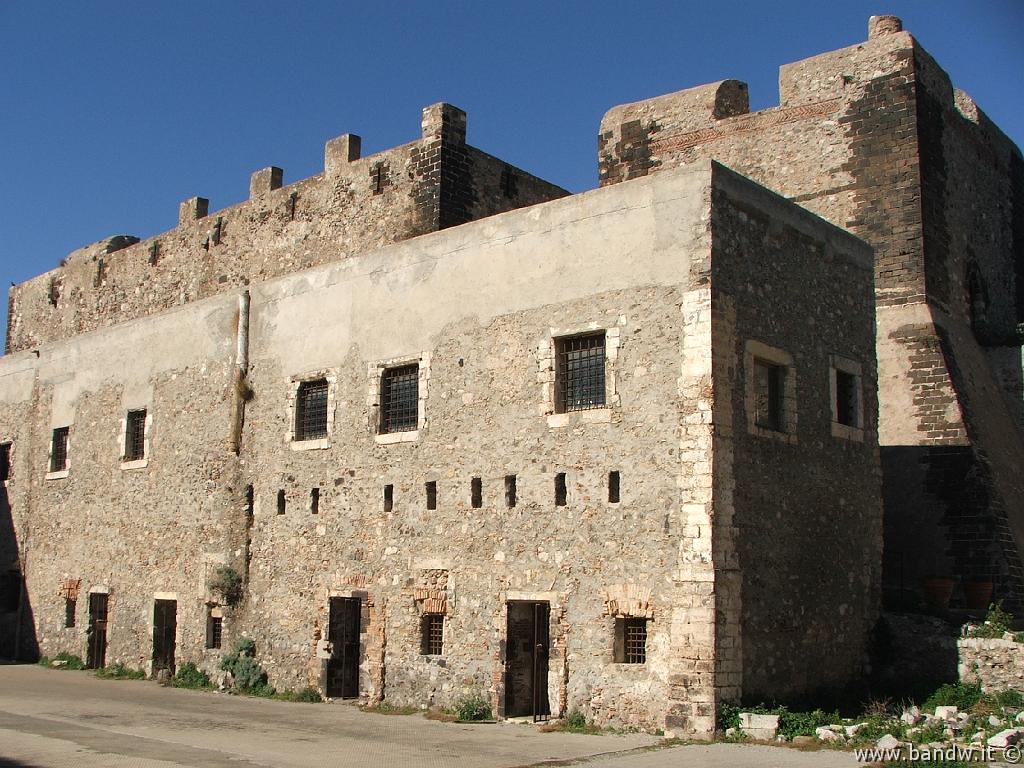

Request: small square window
left=65, top=597, right=76, bottom=628
left=614, top=617, right=648, bottom=664
left=421, top=613, right=444, bottom=656
left=50, top=427, right=69, bottom=473
left=206, top=612, right=223, bottom=649
left=835, top=370, right=859, bottom=427
left=555, top=333, right=606, bottom=413
left=380, top=364, right=419, bottom=434
left=753, top=359, right=786, bottom=432
left=295, top=379, right=329, bottom=441
left=124, top=409, right=147, bottom=461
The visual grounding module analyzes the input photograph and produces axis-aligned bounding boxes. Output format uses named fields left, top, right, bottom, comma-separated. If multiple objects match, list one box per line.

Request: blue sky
left=1, top=1, right=1022, bottom=349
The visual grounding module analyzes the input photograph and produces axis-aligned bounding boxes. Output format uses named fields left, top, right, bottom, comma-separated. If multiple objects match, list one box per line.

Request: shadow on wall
left=0, top=484, right=39, bottom=662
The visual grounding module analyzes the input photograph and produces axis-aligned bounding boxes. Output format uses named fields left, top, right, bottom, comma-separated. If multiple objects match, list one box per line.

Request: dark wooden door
left=504, top=601, right=550, bottom=720
left=152, top=599, right=177, bottom=675
left=326, top=597, right=360, bottom=698
left=86, top=593, right=108, bottom=669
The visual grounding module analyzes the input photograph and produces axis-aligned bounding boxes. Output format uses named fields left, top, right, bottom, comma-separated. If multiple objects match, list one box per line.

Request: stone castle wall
left=5, top=104, right=567, bottom=355
left=596, top=17, right=1024, bottom=612
left=0, top=162, right=879, bottom=737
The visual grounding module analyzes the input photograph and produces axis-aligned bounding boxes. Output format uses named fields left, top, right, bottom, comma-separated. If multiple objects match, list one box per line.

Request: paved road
left=0, top=665, right=863, bottom=767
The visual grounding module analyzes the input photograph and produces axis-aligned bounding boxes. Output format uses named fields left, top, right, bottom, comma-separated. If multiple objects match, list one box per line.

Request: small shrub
left=219, top=637, right=268, bottom=692
left=965, top=602, right=1013, bottom=639
left=454, top=693, right=492, bottom=722
left=565, top=711, right=588, bottom=731
left=96, top=662, right=145, bottom=680
left=208, top=566, right=243, bottom=607
left=36, top=655, right=50, bottom=667
left=922, top=682, right=982, bottom=713
left=171, top=662, right=213, bottom=690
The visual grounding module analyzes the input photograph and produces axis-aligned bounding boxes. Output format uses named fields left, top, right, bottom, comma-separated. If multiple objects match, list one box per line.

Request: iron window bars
left=295, top=379, right=329, bottom=441
left=556, top=333, right=606, bottom=412
left=124, top=409, right=147, bottom=461
left=380, top=364, right=419, bottom=433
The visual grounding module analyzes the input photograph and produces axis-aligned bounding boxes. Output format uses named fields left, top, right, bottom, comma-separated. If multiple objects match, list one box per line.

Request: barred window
left=295, top=379, right=329, bottom=441
left=380, top=364, right=419, bottom=434
left=421, top=613, right=444, bottom=655
left=50, top=427, right=69, bottom=473
left=753, top=360, right=785, bottom=432
left=124, top=409, right=147, bottom=461
left=556, top=333, right=606, bottom=412
left=614, top=617, right=648, bottom=664
left=206, top=612, right=223, bottom=649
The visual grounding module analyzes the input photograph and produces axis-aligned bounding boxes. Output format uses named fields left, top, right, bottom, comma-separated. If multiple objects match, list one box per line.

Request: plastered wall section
left=708, top=165, right=882, bottom=702
left=236, top=163, right=715, bottom=734
left=0, top=292, right=241, bottom=672
left=6, top=106, right=568, bottom=354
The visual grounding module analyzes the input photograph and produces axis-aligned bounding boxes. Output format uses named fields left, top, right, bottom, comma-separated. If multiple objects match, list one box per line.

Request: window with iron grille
left=206, top=613, right=223, bottom=649
left=124, top=409, right=147, bottom=461
left=380, top=364, right=419, bottom=434
left=50, top=427, right=69, bottom=473
left=555, top=333, right=606, bottom=412
left=614, top=617, right=648, bottom=664
left=65, top=597, right=76, bottom=628
left=835, top=369, right=859, bottom=427
left=295, top=379, right=329, bottom=441
left=421, top=613, right=444, bottom=655
left=753, top=360, right=785, bottom=432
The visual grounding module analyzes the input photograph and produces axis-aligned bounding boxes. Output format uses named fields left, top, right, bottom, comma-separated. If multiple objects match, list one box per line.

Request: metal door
left=152, top=599, right=177, bottom=675
left=86, top=593, right=108, bottom=669
left=326, top=597, right=361, bottom=698
left=504, top=601, right=550, bottom=720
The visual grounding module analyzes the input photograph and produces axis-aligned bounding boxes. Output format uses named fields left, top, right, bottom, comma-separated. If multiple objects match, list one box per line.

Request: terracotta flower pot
left=922, top=577, right=955, bottom=609
left=963, top=581, right=994, bottom=610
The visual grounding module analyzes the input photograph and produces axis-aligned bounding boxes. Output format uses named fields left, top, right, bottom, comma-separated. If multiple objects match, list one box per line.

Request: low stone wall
left=959, top=637, right=1024, bottom=692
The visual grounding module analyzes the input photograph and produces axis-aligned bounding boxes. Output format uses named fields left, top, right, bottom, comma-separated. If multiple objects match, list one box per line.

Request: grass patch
left=95, top=662, right=145, bottom=680
left=272, top=686, right=323, bottom=703
left=540, top=711, right=604, bottom=735
left=363, top=702, right=417, bottom=715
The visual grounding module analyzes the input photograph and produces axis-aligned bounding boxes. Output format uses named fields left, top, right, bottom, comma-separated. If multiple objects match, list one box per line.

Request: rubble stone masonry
left=0, top=161, right=877, bottom=737
left=598, top=16, right=1024, bottom=612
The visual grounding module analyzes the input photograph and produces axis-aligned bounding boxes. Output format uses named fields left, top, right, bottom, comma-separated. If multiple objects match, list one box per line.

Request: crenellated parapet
left=6, top=103, right=568, bottom=354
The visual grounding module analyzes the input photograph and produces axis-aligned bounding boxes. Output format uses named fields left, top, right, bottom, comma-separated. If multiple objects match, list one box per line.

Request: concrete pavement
left=0, top=665, right=863, bottom=767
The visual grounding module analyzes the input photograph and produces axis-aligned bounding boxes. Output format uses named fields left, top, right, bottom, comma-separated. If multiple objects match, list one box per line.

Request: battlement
left=6, top=102, right=567, bottom=354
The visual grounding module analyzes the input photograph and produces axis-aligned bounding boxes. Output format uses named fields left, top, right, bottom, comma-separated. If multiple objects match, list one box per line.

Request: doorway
left=152, top=599, right=177, bottom=675
left=325, top=597, right=361, bottom=698
left=86, top=593, right=108, bottom=669
left=504, top=601, right=550, bottom=720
